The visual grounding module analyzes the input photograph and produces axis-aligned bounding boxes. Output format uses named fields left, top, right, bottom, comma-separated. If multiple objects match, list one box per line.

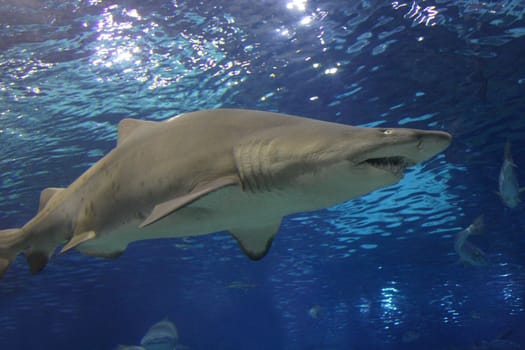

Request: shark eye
left=383, top=129, right=393, bottom=135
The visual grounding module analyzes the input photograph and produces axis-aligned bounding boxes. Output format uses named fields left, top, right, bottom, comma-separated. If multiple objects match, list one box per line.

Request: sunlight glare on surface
left=286, top=0, right=307, bottom=12
left=91, top=5, right=143, bottom=68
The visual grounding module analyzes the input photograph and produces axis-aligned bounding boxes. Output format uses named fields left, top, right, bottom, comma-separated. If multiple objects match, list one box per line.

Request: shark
left=0, top=109, right=451, bottom=278
left=140, top=318, right=179, bottom=350
left=496, top=140, right=525, bottom=208
left=115, top=318, right=183, bottom=350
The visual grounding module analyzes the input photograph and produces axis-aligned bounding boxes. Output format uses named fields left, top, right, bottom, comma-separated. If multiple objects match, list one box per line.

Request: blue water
left=1, top=0, right=525, bottom=349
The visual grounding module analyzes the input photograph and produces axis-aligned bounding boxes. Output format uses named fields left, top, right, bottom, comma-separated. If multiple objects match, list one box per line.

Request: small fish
left=308, top=304, right=324, bottom=320
left=496, top=141, right=525, bottom=208
left=226, top=281, right=257, bottom=289
left=454, top=215, right=488, bottom=266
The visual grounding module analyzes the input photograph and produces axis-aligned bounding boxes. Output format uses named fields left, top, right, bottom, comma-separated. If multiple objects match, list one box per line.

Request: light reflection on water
left=380, top=281, right=404, bottom=328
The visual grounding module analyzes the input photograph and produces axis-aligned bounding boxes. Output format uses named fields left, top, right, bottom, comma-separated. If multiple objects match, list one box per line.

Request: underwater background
left=1, top=0, right=525, bottom=349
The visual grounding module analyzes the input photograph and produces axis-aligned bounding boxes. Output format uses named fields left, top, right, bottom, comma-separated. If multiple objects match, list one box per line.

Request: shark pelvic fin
left=0, top=228, right=53, bottom=276
left=228, top=219, right=282, bottom=260
left=38, top=187, right=65, bottom=212
left=117, top=118, right=158, bottom=146
left=60, top=231, right=97, bottom=254
left=140, top=177, right=239, bottom=228
left=26, top=251, right=49, bottom=274
left=24, top=240, right=57, bottom=275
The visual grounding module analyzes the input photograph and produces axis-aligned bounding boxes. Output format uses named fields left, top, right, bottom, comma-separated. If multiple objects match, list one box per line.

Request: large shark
left=0, top=109, right=451, bottom=278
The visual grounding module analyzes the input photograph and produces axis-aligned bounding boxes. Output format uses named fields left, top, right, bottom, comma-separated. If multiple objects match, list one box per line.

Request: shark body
left=0, top=109, right=451, bottom=278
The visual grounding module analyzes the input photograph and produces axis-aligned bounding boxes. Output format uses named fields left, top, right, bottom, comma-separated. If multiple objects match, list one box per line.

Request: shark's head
left=347, top=126, right=452, bottom=181
left=234, top=122, right=452, bottom=209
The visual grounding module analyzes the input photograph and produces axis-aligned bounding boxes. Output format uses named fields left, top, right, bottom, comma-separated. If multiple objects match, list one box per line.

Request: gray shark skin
left=0, top=109, right=451, bottom=278
left=496, top=140, right=525, bottom=208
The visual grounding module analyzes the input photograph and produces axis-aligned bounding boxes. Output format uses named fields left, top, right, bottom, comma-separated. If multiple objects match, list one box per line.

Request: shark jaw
left=359, top=156, right=416, bottom=179
left=349, top=128, right=452, bottom=180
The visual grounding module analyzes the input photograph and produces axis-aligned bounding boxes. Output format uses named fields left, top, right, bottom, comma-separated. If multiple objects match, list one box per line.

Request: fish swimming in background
left=308, top=304, right=324, bottom=320
left=0, top=109, right=451, bottom=279
left=115, top=318, right=186, bottom=350
left=140, top=318, right=179, bottom=350
left=454, top=215, right=488, bottom=266
left=496, top=140, right=525, bottom=208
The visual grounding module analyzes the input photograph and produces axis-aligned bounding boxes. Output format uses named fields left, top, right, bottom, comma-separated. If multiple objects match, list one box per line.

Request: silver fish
left=454, top=215, right=488, bottom=266
left=496, top=141, right=525, bottom=208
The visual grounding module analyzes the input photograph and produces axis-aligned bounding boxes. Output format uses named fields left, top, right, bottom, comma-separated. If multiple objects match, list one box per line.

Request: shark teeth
left=362, top=156, right=414, bottom=177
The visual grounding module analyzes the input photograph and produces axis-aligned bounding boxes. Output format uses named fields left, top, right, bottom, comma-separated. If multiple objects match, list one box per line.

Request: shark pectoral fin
left=140, top=176, right=239, bottom=228
left=38, top=187, right=65, bottom=212
left=228, top=219, right=282, bottom=260
left=60, top=231, right=97, bottom=254
left=117, top=118, right=158, bottom=146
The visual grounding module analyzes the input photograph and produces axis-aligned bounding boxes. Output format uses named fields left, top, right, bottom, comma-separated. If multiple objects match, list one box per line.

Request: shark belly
left=75, top=162, right=394, bottom=258
left=75, top=186, right=290, bottom=258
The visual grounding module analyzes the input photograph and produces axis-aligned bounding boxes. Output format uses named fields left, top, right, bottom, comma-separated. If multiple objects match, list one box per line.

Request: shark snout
left=413, top=130, right=452, bottom=162
left=353, top=128, right=452, bottom=174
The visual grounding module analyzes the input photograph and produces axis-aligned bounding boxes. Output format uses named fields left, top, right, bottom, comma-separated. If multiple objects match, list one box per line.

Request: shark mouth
left=361, top=156, right=415, bottom=177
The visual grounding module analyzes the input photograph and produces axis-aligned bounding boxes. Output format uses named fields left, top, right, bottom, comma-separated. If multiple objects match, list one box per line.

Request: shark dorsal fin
left=38, top=187, right=65, bottom=212
left=228, top=219, right=282, bottom=260
left=117, top=118, right=158, bottom=146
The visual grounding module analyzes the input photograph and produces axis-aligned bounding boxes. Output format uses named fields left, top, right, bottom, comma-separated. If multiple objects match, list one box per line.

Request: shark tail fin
left=0, top=228, right=25, bottom=278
